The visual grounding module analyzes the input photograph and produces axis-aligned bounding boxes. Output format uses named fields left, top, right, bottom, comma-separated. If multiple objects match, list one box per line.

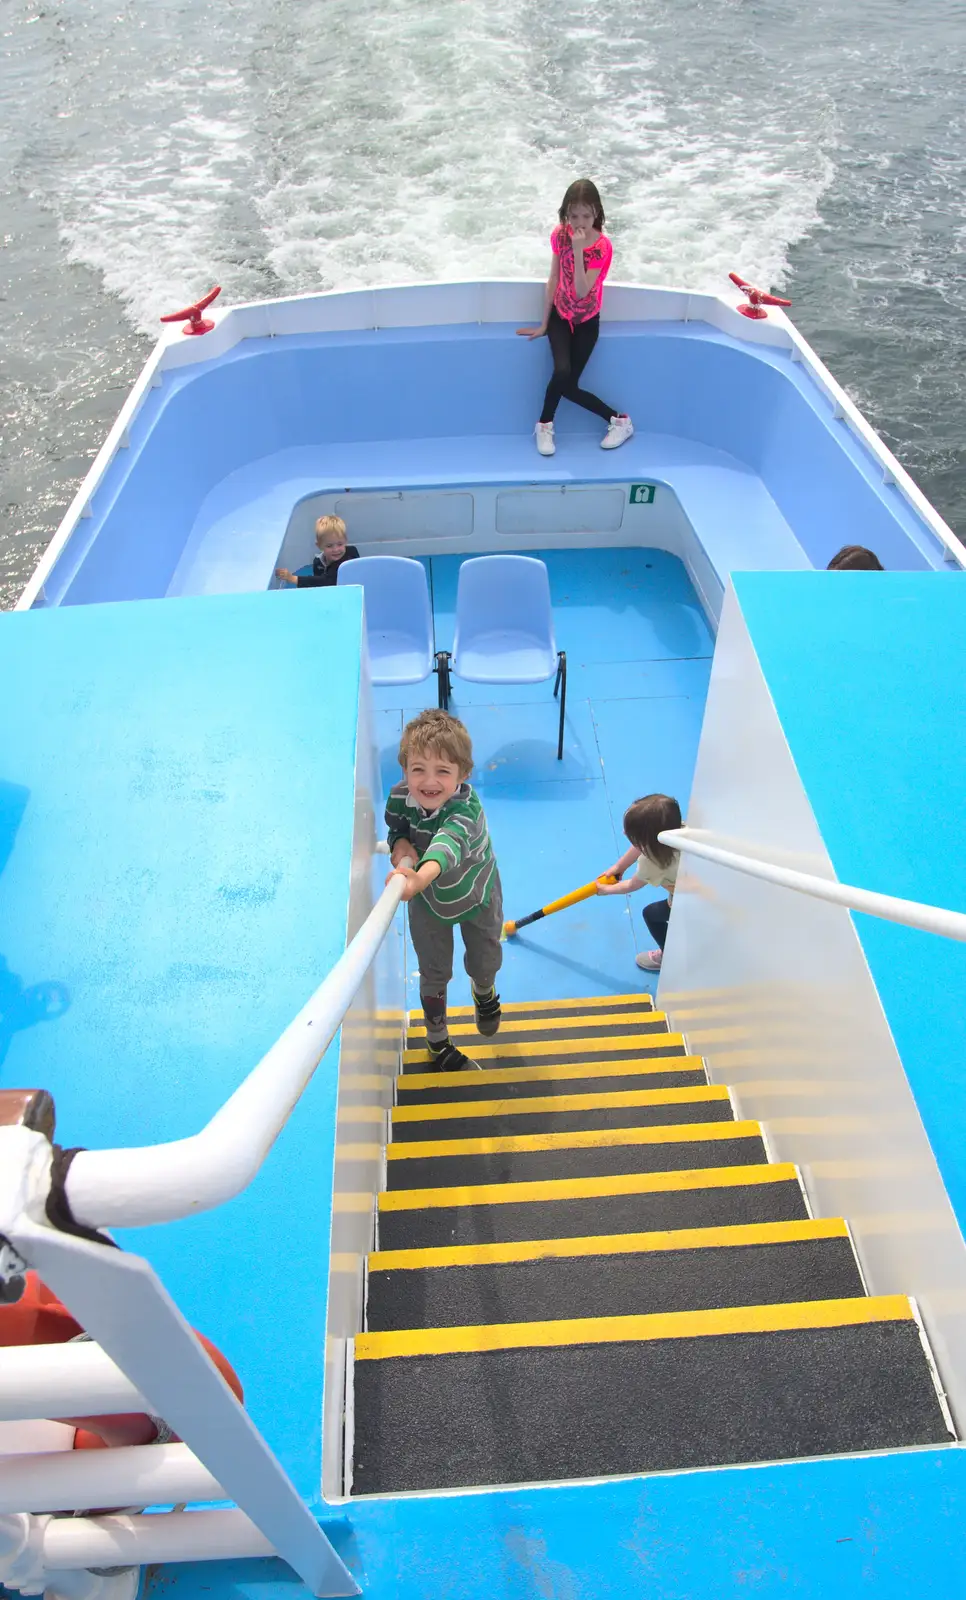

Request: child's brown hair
left=623, top=793, right=681, bottom=870
left=399, top=710, right=473, bottom=775
left=827, top=544, right=883, bottom=571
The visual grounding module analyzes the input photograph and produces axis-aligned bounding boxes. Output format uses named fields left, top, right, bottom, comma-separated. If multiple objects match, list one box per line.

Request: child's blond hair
left=399, top=710, right=473, bottom=775
left=315, top=514, right=347, bottom=548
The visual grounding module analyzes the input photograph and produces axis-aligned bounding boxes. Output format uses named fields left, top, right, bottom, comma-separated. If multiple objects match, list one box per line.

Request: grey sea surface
left=1, top=0, right=964, bottom=607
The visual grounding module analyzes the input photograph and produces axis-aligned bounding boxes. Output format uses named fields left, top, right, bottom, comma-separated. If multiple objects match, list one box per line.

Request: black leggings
left=643, top=897, right=671, bottom=951
left=540, top=309, right=616, bottom=425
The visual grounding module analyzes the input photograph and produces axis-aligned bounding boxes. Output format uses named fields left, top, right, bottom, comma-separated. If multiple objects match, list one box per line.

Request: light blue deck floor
left=372, top=547, right=713, bottom=1008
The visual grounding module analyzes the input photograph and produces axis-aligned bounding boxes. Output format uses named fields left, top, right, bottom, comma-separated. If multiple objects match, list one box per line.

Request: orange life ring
left=0, top=1271, right=243, bottom=1449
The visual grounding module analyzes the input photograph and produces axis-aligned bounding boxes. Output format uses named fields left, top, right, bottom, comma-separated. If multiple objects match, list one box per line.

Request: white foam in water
left=32, top=0, right=836, bottom=333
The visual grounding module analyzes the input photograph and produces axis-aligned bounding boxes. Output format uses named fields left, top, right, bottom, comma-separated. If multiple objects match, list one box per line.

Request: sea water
left=1, top=0, right=964, bottom=606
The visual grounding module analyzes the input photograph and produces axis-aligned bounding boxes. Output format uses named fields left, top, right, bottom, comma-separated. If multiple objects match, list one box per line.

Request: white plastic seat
left=439, top=555, right=567, bottom=759
left=337, top=556, right=438, bottom=687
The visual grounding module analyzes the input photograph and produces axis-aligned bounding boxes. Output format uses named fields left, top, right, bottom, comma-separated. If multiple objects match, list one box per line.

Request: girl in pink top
left=517, top=179, right=633, bottom=457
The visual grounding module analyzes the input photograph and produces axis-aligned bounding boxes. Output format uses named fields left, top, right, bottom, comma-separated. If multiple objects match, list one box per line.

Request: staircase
left=350, top=993, right=953, bottom=1496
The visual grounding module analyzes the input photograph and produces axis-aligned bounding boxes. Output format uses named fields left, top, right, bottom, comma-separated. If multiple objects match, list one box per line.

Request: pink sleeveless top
left=551, top=224, right=613, bottom=327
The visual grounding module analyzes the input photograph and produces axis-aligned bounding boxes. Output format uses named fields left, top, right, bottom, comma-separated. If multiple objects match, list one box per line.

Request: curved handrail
left=65, top=877, right=405, bottom=1231
left=659, top=828, right=966, bottom=942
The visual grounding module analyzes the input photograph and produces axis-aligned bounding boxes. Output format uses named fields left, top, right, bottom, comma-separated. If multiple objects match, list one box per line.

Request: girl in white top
left=597, top=793, right=682, bottom=972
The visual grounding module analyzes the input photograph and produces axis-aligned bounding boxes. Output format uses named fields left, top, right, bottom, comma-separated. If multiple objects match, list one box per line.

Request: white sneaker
left=535, top=421, right=555, bottom=456
left=636, top=948, right=662, bottom=971
left=601, top=414, right=634, bottom=450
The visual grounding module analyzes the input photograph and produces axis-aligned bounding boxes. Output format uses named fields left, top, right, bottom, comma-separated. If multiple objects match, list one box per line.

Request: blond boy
left=386, top=711, right=502, bottom=1072
left=275, top=515, right=359, bottom=588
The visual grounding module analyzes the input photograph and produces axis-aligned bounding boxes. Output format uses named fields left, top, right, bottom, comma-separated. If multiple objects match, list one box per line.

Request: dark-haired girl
left=597, top=793, right=682, bottom=973
left=517, top=179, right=633, bottom=457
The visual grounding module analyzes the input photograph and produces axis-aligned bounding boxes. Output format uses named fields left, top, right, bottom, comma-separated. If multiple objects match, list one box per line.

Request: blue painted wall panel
left=733, top=570, right=966, bottom=1237
left=53, top=323, right=942, bottom=605
left=0, top=588, right=364, bottom=1497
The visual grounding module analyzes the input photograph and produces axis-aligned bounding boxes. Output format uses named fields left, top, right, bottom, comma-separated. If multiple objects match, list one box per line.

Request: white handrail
left=659, top=828, right=966, bottom=941
left=65, top=876, right=405, bottom=1230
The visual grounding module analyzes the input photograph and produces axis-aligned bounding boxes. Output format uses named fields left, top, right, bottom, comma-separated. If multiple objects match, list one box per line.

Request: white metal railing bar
left=0, top=1342, right=148, bottom=1419
left=44, top=1508, right=273, bottom=1568
left=0, top=1507, right=273, bottom=1577
left=659, top=828, right=966, bottom=940
left=0, top=1442, right=222, bottom=1515
left=65, top=876, right=405, bottom=1231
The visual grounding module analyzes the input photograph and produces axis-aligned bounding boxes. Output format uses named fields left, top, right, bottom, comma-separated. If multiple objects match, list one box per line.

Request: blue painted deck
left=160, top=1443, right=966, bottom=1600
left=0, top=588, right=365, bottom=1503
left=372, top=547, right=713, bottom=1009
left=0, top=548, right=712, bottom=1508
left=11, top=555, right=966, bottom=1598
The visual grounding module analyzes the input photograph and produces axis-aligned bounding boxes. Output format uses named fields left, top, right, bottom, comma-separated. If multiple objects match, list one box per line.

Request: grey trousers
left=409, top=875, right=504, bottom=997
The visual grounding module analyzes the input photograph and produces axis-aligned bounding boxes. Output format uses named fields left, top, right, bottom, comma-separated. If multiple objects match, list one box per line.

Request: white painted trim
left=343, top=1339, right=356, bottom=1502
left=65, top=877, right=405, bottom=1230
left=15, top=343, right=168, bottom=612
left=659, top=828, right=966, bottom=942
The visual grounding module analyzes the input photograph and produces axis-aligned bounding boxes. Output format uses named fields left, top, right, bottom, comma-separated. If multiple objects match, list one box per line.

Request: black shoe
left=428, top=1038, right=481, bottom=1072
left=472, top=986, right=502, bottom=1037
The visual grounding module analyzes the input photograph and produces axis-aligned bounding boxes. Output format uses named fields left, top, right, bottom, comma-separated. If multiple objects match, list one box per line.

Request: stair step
left=406, top=1011, right=671, bottom=1045
left=366, top=1219, right=865, bottom=1330
left=351, top=1296, right=952, bottom=1494
left=396, top=1055, right=708, bottom=1104
left=411, top=993, right=654, bottom=1025
left=390, top=1084, right=731, bottom=1142
left=384, top=1120, right=766, bottom=1190
left=401, top=1034, right=688, bottom=1070
left=377, top=1162, right=808, bottom=1250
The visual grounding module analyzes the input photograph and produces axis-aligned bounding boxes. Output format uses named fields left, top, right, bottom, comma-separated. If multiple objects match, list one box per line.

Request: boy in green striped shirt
left=386, top=710, right=502, bottom=1071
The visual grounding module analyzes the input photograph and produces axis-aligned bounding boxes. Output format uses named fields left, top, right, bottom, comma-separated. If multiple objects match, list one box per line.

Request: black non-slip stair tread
left=385, top=1130, right=768, bottom=1190
left=406, top=1017, right=671, bottom=1045
left=365, top=1235, right=866, bottom=1331
left=377, top=1173, right=809, bottom=1250
left=390, top=1097, right=734, bottom=1143
left=395, top=1062, right=709, bottom=1105
left=351, top=1317, right=951, bottom=1495
left=402, top=1038, right=688, bottom=1070
left=414, top=995, right=655, bottom=1024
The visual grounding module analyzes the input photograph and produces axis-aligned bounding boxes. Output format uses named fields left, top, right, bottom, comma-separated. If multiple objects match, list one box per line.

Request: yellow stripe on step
left=378, top=1161, right=798, bottom=1212
left=407, top=1010, right=668, bottom=1039
left=355, top=1294, right=913, bottom=1360
left=402, top=1033, right=686, bottom=1067
left=392, top=1084, right=729, bottom=1125
left=385, top=1120, right=760, bottom=1162
left=398, top=1055, right=706, bottom=1092
left=368, top=1217, right=850, bottom=1272
left=409, top=993, right=654, bottom=1022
